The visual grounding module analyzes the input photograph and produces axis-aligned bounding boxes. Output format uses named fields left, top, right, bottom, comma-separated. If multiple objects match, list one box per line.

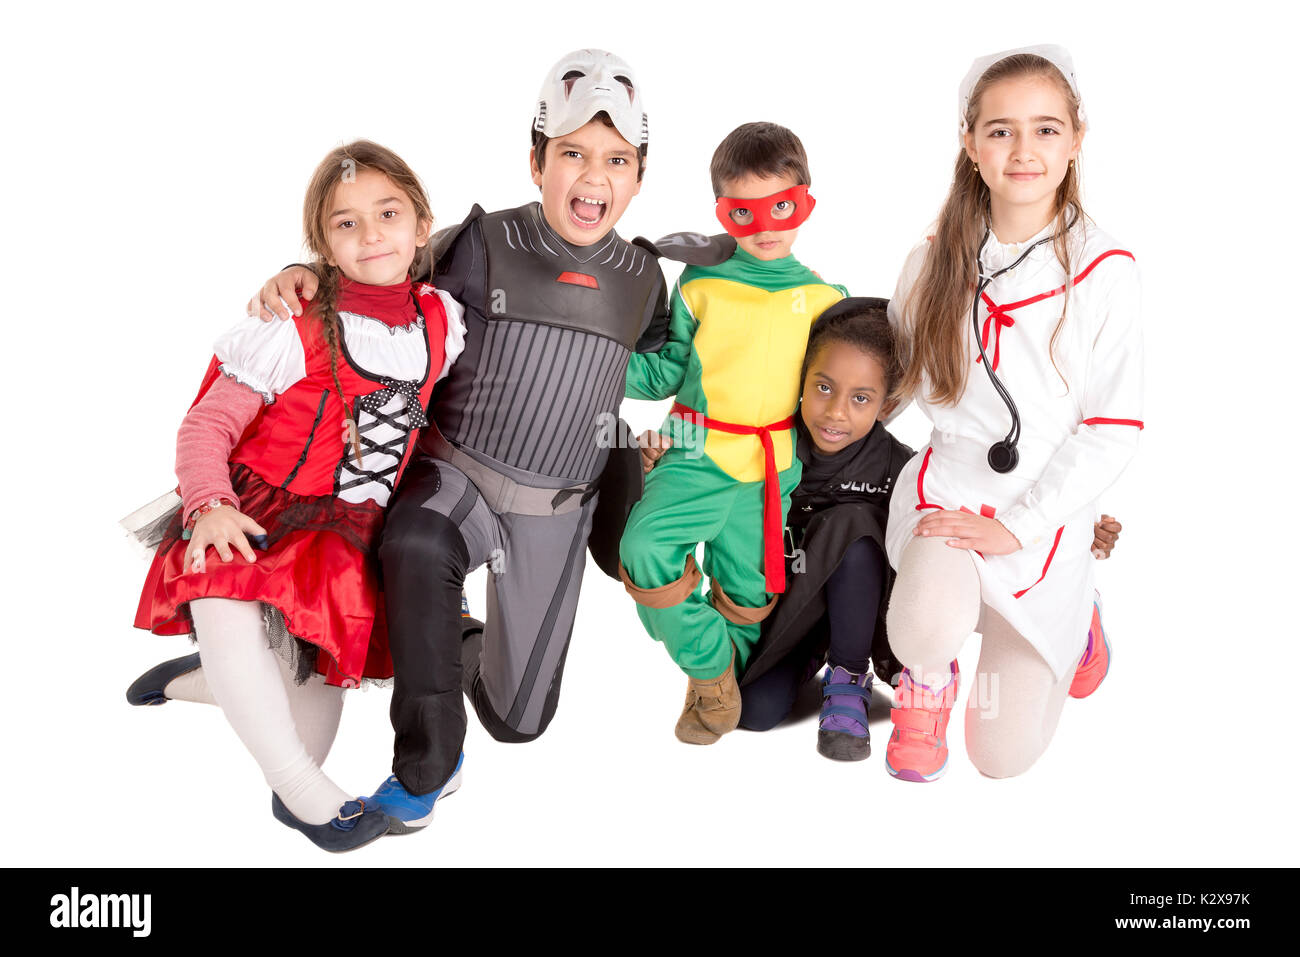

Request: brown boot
left=674, top=653, right=741, bottom=745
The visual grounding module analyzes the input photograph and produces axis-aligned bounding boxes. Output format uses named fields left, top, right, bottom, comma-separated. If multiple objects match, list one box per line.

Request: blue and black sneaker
left=363, top=753, right=464, bottom=835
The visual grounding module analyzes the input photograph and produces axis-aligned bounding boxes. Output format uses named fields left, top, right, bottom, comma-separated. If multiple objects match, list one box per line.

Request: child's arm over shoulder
left=996, top=253, right=1143, bottom=548
left=625, top=269, right=695, bottom=401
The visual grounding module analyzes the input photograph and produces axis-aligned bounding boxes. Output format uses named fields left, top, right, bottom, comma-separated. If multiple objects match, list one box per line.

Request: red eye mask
left=714, top=185, right=816, bottom=237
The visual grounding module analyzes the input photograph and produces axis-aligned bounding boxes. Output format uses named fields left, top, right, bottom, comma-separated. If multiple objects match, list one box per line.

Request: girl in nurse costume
left=884, top=46, right=1142, bottom=781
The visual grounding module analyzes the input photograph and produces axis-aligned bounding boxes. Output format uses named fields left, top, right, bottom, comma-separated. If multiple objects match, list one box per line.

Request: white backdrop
left=3, top=0, right=1294, bottom=867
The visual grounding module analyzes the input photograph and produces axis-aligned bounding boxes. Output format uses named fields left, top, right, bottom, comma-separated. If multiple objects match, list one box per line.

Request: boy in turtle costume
left=619, top=122, right=846, bottom=745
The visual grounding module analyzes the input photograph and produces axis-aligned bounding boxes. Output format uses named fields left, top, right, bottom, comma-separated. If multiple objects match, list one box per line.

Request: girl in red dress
left=133, top=141, right=465, bottom=851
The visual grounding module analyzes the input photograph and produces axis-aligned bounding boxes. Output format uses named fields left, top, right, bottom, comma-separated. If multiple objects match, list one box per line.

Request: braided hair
left=300, top=140, right=434, bottom=466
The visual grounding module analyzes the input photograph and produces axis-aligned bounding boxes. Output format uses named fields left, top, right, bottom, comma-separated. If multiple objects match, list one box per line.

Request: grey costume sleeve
left=632, top=268, right=669, bottom=354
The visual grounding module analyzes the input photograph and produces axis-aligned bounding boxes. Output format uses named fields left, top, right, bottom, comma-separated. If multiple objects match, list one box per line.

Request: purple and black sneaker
left=817, top=665, right=873, bottom=761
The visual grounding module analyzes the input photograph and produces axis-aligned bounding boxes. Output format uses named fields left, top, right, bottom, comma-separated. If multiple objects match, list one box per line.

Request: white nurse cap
left=957, top=44, right=1086, bottom=140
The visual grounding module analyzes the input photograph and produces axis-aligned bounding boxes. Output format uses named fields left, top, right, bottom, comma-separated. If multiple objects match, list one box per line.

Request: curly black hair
left=801, top=297, right=902, bottom=404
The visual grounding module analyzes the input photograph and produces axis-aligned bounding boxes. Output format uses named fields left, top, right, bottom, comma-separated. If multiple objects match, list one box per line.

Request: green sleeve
left=624, top=280, right=696, bottom=401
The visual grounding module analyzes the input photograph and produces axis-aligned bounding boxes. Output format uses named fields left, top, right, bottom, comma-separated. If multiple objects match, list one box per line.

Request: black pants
left=739, top=536, right=885, bottom=732
left=380, top=457, right=595, bottom=795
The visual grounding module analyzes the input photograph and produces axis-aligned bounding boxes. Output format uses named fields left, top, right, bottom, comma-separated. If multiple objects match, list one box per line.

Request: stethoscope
left=971, top=214, right=1075, bottom=474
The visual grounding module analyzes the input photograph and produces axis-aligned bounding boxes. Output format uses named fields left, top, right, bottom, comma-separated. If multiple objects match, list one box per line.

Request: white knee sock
left=887, top=537, right=981, bottom=680
left=164, top=666, right=216, bottom=705
left=190, top=598, right=351, bottom=825
left=277, top=654, right=344, bottom=767
left=964, top=609, right=1073, bottom=778
left=164, top=654, right=343, bottom=767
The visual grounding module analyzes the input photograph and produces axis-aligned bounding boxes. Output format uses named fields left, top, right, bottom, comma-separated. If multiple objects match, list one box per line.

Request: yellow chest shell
left=682, top=277, right=844, bottom=482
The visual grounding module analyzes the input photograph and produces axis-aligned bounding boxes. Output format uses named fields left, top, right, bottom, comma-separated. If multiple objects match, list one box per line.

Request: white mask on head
left=533, top=49, right=648, bottom=149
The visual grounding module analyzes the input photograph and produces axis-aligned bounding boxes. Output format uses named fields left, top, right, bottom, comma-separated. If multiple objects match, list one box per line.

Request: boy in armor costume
left=343, top=51, right=668, bottom=823
left=618, top=123, right=847, bottom=745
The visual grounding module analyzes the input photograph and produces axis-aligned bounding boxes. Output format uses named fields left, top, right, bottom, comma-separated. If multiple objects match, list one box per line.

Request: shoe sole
left=817, top=729, right=871, bottom=762
left=322, top=818, right=390, bottom=852
left=271, top=795, right=391, bottom=853
left=383, top=768, right=463, bottom=835
left=675, top=733, right=722, bottom=745
left=343, top=827, right=389, bottom=852
left=885, top=753, right=948, bottom=782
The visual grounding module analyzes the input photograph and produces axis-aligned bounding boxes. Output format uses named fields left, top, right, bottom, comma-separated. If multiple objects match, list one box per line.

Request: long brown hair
left=900, top=54, right=1088, bottom=406
left=301, top=140, right=433, bottom=463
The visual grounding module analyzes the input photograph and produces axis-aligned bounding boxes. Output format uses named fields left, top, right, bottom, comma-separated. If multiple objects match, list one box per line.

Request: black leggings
left=739, top=536, right=885, bottom=732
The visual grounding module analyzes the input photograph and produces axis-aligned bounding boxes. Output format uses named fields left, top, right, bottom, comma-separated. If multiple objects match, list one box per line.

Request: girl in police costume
left=131, top=141, right=465, bottom=849
left=734, top=299, right=911, bottom=761
left=884, top=45, right=1141, bottom=781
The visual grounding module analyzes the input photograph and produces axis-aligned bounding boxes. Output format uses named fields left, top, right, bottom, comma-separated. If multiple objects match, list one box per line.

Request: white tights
left=188, top=598, right=351, bottom=824
left=886, top=537, right=1073, bottom=779
left=165, top=641, right=342, bottom=768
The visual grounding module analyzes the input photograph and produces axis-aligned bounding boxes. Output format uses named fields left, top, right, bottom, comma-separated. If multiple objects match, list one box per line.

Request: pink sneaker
left=885, top=664, right=959, bottom=782
left=1069, top=595, right=1110, bottom=699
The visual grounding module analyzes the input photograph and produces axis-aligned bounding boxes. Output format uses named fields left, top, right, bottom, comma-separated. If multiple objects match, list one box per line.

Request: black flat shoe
left=270, top=793, right=390, bottom=853
left=125, top=652, right=202, bottom=706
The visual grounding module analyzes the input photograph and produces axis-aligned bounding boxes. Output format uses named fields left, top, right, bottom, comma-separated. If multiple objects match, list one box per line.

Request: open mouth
left=817, top=426, right=849, bottom=443
left=569, top=195, right=607, bottom=227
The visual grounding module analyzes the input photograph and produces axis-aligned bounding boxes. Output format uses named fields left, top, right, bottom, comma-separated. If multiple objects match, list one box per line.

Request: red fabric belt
left=669, top=401, right=794, bottom=594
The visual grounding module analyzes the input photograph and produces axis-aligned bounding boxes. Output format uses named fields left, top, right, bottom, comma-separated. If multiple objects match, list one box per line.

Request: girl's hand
left=914, top=509, right=1021, bottom=555
left=1091, top=514, right=1122, bottom=560
left=184, top=506, right=268, bottom=574
left=637, top=431, right=671, bottom=473
left=246, top=266, right=319, bottom=322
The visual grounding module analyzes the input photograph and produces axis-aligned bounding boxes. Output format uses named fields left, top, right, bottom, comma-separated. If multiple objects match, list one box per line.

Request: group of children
left=126, top=44, right=1140, bottom=850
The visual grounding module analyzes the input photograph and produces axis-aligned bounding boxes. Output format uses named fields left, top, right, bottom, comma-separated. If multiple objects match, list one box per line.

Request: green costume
left=620, top=246, right=846, bottom=679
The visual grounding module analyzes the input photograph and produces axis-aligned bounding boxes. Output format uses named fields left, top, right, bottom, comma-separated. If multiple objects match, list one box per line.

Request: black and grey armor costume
left=383, top=202, right=668, bottom=794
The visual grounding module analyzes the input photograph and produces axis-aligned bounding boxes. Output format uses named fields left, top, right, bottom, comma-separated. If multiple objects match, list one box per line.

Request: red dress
left=134, top=279, right=465, bottom=687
